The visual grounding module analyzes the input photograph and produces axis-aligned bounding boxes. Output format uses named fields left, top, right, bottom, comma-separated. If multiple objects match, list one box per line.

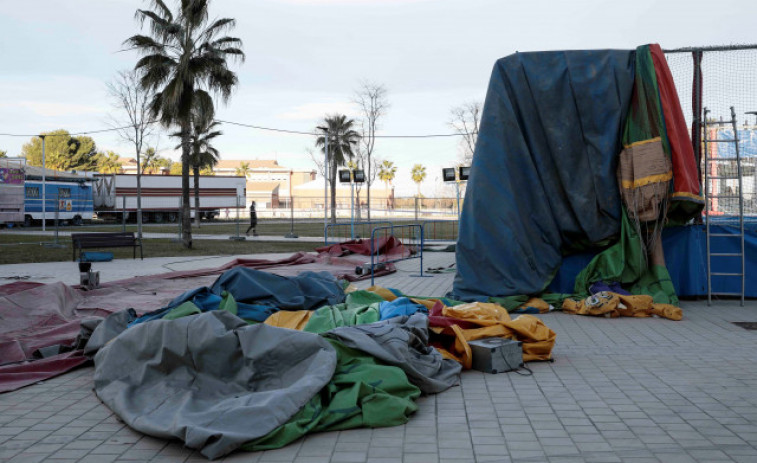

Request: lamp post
left=340, top=168, right=365, bottom=240
left=40, top=135, right=46, bottom=232
left=442, top=166, right=469, bottom=221
left=324, top=133, right=329, bottom=231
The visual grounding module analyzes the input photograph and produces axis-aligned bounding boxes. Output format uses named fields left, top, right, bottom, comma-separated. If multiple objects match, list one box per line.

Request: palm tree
left=99, top=151, right=123, bottom=174
left=174, top=118, right=222, bottom=226
left=141, top=147, right=159, bottom=174
left=126, top=0, right=244, bottom=248
left=411, top=164, right=426, bottom=198
left=235, top=161, right=251, bottom=178
left=378, top=160, right=397, bottom=210
left=315, top=114, right=360, bottom=223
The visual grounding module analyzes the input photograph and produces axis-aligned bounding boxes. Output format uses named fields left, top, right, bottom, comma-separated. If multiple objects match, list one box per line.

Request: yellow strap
left=620, top=171, right=672, bottom=189
left=623, top=137, right=662, bottom=149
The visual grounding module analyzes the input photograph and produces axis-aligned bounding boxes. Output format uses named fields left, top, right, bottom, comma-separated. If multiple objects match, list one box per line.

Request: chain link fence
left=664, top=45, right=757, bottom=218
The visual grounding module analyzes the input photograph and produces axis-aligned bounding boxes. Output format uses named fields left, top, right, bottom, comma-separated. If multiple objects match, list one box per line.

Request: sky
left=1, top=0, right=756, bottom=195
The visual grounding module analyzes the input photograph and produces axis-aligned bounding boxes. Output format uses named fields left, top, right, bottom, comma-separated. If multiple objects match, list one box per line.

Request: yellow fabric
left=442, top=302, right=512, bottom=325
left=624, top=136, right=662, bottom=149
left=562, top=292, right=682, bottom=321
left=366, top=286, right=399, bottom=301
left=431, top=302, right=556, bottom=366
left=264, top=310, right=313, bottom=330
left=620, top=171, right=673, bottom=189
left=518, top=297, right=551, bottom=313
left=671, top=191, right=705, bottom=202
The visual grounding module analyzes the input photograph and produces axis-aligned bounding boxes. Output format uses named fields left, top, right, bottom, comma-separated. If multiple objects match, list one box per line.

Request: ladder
left=703, top=106, right=746, bottom=306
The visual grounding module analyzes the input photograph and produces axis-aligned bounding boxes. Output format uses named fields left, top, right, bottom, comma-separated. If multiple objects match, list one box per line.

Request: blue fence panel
left=370, top=224, right=424, bottom=285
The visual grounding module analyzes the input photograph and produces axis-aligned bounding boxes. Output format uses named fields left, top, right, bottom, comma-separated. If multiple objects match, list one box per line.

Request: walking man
left=245, top=201, right=258, bottom=236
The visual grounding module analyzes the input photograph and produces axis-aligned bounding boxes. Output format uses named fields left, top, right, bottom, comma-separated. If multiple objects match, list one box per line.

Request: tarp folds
left=453, top=50, right=635, bottom=300
left=94, top=311, right=338, bottom=460
left=132, top=268, right=346, bottom=324
left=324, top=313, right=462, bottom=394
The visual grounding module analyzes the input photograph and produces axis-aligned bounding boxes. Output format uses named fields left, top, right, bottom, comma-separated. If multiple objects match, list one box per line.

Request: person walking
left=245, top=201, right=258, bottom=236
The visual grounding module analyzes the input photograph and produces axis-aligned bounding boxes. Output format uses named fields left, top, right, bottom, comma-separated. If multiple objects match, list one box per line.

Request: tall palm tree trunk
left=193, top=166, right=201, bottom=228
left=181, top=125, right=192, bottom=248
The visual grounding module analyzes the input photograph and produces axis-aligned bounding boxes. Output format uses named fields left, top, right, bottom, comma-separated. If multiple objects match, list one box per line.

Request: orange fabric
left=442, top=302, right=512, bottom=325
left=519, top=297, right=551, bottom=313
left=263, top=310, right=312, bottom=330
left=430, top=302, right=556, bottom=368
left=562, top=291, right=682, bottom=321
left=366, top=286, right=399, bottom=301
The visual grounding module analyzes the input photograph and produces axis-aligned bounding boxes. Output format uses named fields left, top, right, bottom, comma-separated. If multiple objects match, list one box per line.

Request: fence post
left=122, top=196, right=127, bottom=233
left=229, top=195, right=245, bottom=241
left=414, top=197, right=419, bottom=221
left=285, top=196, right=298, bottom=238
left=54, top=190, right=60, bottom=246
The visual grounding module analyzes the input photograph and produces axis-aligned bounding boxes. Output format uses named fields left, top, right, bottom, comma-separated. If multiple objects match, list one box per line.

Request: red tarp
left=649, top=43, right=702, bottom=202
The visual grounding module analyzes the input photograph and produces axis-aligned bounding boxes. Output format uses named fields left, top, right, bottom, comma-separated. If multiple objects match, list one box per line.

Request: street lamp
left=442, top=166, right=470, bottom=220
left=339, top=168, right=364, bottom=240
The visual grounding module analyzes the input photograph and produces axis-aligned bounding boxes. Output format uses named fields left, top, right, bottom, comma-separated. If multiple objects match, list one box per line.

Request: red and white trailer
left=93, top=174, right=246, bottom=223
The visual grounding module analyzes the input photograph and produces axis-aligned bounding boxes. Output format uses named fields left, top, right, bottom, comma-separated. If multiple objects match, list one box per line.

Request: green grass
left=21, top=218, right=458, bottom=240
left=0, top=234, right=319, bottom=265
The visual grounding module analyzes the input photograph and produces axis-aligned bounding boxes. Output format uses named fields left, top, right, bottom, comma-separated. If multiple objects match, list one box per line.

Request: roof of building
left=24, top=165, right=95, bottom=182
left=216, top=159, right=281, bottom=170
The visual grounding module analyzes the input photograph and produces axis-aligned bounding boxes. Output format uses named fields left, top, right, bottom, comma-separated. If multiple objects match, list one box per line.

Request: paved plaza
left=2, top=251, right=757, bottom=463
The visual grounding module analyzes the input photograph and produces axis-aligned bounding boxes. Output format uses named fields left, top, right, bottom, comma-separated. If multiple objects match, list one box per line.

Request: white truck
left=93, top=174, right=247, bottom=223
left=0, top=158, right=25, bottom=226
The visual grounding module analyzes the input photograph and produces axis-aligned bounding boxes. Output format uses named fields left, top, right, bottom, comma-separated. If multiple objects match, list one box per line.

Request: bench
left=71, top=232, right=143, bottom=262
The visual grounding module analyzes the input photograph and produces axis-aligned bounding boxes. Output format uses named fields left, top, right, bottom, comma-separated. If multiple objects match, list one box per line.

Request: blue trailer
left=23, top=167, right=94, bottom=226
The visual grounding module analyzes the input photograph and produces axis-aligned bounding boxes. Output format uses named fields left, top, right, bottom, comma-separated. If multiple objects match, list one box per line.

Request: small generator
left=469, top=337, right=523, bottom=374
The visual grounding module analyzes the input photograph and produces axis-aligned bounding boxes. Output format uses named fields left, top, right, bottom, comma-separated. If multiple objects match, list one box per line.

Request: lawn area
left=19, top=218, right=459, bottom=240
left=0, top=234, right=318, bottom=265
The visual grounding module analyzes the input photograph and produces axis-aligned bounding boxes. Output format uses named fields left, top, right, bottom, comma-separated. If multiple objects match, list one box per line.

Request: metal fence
left=369, top=224, right=425, bottom=285
left=664, top=45, right=757, bottom=216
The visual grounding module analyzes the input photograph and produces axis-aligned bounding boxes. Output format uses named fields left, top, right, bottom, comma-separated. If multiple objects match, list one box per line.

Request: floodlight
left=339, top=169, right=351, bottom=183
left=353, top=170, right=365, bottom=183
left=459, top=166, right=470, bottom=181
left=442, top=168, right=456, bottom=182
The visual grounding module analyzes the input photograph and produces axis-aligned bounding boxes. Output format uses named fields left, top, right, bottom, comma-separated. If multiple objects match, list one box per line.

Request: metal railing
left=370, top=224, right=425, bottom=285
left=323, top=220, right=393, bottom=245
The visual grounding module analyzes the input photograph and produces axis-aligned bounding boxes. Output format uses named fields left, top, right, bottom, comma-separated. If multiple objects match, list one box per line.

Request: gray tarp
left=93, top=311, right=337, bottom=459
left=324, top=313, right=461, bottom=394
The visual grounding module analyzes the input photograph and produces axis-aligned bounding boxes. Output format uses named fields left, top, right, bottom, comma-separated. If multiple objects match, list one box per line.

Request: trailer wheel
left=167, top=212, right=178, bottom=223
left=72, top=215, right=83, bottom=226
left=153, top=212, right=164, bottom=223
left=23, top=215, right=33, bottom=227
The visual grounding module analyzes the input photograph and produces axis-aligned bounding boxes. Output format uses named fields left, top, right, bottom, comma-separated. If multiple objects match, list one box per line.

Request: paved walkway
left=2, top=253, right=757, bottom=462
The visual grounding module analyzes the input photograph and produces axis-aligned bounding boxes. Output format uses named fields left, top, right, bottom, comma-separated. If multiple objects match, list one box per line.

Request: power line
left=0, top=123, right=153, bottom=138
left=0, top=119, right=477, bottom=139
left=216, top=119, right=473, bottom=138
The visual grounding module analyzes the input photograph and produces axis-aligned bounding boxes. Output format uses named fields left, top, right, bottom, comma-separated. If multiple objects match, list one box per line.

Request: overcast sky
left=1, top=0, right=756, bottom=194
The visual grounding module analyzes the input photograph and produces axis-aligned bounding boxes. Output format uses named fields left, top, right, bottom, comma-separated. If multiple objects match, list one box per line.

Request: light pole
left=40, top=135, right=46, bottom=232
left=324, top=133, right=328, bottom=231
left=442, top=166, right=469, bottom=221
left=339, top=168, right=365, bottom=240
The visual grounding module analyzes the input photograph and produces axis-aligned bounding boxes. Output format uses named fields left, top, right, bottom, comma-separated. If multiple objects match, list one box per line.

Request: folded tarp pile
left=452, top=44, right=704, bottom=318
left=88, top=266, right=556, bottom=459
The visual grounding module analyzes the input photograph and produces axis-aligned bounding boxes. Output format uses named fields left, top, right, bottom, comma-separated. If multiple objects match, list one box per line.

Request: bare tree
left=354, top=81, right=389, bottom=221
left=449, top=101, right=481, bottom=165
left=107, top=69, right=156, bottom=238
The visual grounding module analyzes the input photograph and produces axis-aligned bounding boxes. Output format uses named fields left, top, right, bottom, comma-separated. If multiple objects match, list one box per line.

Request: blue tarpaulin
left=549, top=223, right=757, bottom=298
left=132, top=268, right=346, bottom=325
left=452, top=49, right=635, bottom=300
